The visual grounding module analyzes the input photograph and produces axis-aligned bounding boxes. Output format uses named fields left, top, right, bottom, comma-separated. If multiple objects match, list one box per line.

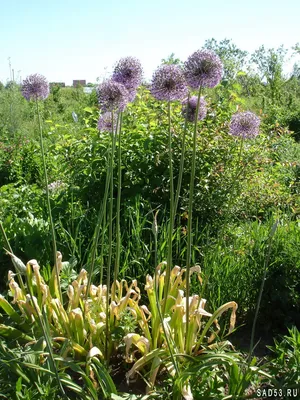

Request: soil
left=229, top=324, right=275, bottom=358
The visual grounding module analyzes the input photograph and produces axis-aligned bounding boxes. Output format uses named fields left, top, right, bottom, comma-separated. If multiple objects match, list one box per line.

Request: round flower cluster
left=184, top=50, right=223, bottom=89
left=97, top=56, right=143, bottom=111
left=182, top=96, right=207, bottom=122
left=97, top=80, right=129, bottom=112
left=21, top=74, right=50, bottom=101
left=151, top=64, right=188, bottom=101
left=150, top=49, right=222, bottom=105
left=97, top=112, right=118, bottom=132
left=112, top=56, right=143, bottom=92
left=229, top=111, right=261, bottom=139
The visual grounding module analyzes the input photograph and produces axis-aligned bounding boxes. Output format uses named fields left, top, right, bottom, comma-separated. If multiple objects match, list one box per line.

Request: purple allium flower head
left=97, top=80, right=129, bottom=112
left=184, top=50, right=223, bottom=89
left=229, top=111, right=260, bottom=139
left=151, top=64, right=188, bottom=101
left=112, top=56, right=143, bottom=92
left=21, top=74, right=50, bottom=101
left=182, top=96, right=207, bottom=123
left=97, top=112, right=118, bottom=132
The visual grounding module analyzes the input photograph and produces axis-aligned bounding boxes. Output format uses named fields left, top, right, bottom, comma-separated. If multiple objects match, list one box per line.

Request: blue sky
left=0, top=0, right=299, bottom=85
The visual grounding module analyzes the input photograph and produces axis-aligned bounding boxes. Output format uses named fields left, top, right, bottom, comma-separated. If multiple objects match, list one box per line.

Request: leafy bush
left=267, top=326, right=300, bottom=388
left=200, top=217, right=300, bottom=332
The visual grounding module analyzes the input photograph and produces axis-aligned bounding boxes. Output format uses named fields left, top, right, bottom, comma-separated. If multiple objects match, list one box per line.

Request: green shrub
left=267, top=326, right=300, bottom=391
left=200, top=217, right=300, bottom=332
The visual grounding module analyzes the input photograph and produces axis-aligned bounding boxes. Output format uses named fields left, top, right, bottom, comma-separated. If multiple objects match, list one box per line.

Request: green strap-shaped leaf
left=0, top=324, right=33, bottom=343
left=0, top=295, right=23, bottom=324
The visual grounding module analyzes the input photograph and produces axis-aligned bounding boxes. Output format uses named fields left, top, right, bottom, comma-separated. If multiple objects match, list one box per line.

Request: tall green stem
left=153, top=210, right=159, bottom=271
left=113, top=112, right=123, bottom=294
left=224, top=137, right=244, bottom=223
left=86, top=114, right=119, bottom=296
left=36, top=100, right=62, bottom=302
left=185, top=87, right=202, bottom=347
left=173, top=93, right=190, bottom=220
left=86, top=158, right=110, bottom=295
left=163, top=101, right=174, bottom=315
left=105, top=111, right=117, bottom=361
left=99, top=209, right=107, bottom=285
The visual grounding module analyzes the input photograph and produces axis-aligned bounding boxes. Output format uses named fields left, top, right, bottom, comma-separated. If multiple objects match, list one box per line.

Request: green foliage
left=49, top=87, right=299, bottom=226
left=0, top=338, right=116, bottom=399
left=0, top=184, right=51, bottom=271
left=174, top=349, right=272, bottom=399
left=0, top=82, right=30, bottom=139
left=161, top=53, right=182, bottom=66
left=200, top=217, right=300, bottom=331
left=1, top=84, right=299, bottom=313
left=267, top=326, right=300, bottom=388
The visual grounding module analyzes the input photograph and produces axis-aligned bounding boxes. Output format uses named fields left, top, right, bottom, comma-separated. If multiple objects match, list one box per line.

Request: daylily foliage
left=1, top=252, right=237, bottom=399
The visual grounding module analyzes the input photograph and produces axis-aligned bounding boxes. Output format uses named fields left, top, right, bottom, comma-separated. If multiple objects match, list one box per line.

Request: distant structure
left=50, top=82, right=65, bottom=87
left=73, top=80, right=86, bottom=87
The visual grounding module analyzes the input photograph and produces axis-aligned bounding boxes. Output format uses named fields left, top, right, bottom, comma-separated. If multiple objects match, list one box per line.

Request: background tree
left=161, top=53, right=182, bottom=66
left=292, top=43, right=300, bottom=55
left=291, top=63, right=300, bottom=80
left=251, top=45, right=287, bottom=104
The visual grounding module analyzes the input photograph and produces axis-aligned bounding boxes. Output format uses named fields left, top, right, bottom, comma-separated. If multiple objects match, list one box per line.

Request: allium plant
left=183, top=50, right=222, bottom=350
left=97, top=112, right=118, bottom=132
left=109, top=57, right=143, bottom=292
left=112, top=56, right=143, bottom=92
left=174, top=93, right=207, bottom=219
left=92, top=70, right=133, bottom=358
left=97, top=80, right=129, bottom=112
left=219, top=111, right=261, bottom=282
left=151, top=64, right=188, bottom=319
left=183, top=49, right=223, bottom=89
left=21, top=74, right=50, bottom=100
left=21, top=74, right=62, bottom=303
left=229, top=111, right=261, bottom=139
left=92, top=79, right=127, bottom=297
left=88, top=109, right=119, bottom=357
left=227, top=111, right=261, bottom=209
left=151, top=64, right=188, bottom=101
left=182, top=95, right=207, bottom=123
